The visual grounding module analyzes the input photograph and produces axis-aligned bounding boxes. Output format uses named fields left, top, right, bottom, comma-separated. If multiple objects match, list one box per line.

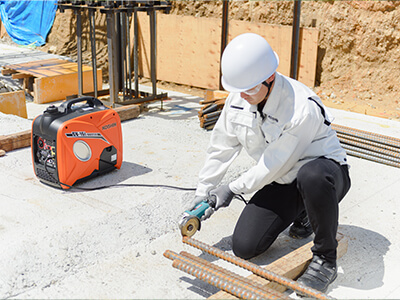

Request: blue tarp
left=0, top=0, right=57, bottom=46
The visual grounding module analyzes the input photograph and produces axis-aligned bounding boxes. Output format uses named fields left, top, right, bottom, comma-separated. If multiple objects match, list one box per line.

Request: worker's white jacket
left=196, top=73, right=348, bottom=197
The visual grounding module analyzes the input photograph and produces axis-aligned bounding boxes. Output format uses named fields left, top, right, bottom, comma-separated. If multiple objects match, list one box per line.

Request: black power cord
left=43, top=156, right=248, bottom=206
left=43, top=156, right=196, bottom=191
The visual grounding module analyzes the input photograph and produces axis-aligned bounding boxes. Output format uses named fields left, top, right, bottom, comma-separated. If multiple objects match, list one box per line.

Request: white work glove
left=187, top=196, right=214, bottom=221
left=208, top=185, right=235, bottom=211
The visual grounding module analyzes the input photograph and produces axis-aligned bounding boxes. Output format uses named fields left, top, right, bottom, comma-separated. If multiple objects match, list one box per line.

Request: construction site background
left=23, top=0, right=400, bottom=121
left=1, top=1, right=399, bottom=118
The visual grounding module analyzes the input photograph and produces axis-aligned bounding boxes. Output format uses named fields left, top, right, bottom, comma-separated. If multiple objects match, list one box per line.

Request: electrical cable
left=44, top=156, right=196, bottom=192
left=43, top=157, right=249, bottom=205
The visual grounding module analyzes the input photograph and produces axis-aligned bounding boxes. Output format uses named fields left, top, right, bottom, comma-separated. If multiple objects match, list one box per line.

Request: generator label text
left=66, top=131, right=109, bottom=143
left=102, top=122, right=117, bottom=131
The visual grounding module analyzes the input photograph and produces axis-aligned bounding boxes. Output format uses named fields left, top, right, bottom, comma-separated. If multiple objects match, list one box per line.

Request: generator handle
left=60, top=97, right=104, bottom=113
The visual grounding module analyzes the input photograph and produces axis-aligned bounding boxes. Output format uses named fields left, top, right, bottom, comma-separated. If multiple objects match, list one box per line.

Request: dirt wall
left=41, top=1, right=400, bottom=120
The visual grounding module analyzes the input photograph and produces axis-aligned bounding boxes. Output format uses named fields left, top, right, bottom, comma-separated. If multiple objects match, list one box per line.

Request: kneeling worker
left=187, top=33, right=351, bottom=293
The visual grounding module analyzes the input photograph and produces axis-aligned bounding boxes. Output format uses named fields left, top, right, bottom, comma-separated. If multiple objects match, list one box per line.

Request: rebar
left=170, top=255, right=276, bottom=299
left=341, top=145, right=400, bottom=168
left=332, top=123, right=400, bottom=148
left=165, top=250, right=287, bottom=299
left=183, top=237, right=334, bottom=299
left=339, top=136, right=400, bottom=163
left=180, top=251, right=288, bottom=299
left=337, top=133, right=400, bottom=156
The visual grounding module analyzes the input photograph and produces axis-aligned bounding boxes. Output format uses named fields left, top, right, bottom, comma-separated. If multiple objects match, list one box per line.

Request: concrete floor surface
left=0, top=41, right=399, bottom=298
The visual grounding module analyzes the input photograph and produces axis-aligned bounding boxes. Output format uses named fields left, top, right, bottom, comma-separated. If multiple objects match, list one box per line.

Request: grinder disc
left=180, top=216, right=200, bottom=237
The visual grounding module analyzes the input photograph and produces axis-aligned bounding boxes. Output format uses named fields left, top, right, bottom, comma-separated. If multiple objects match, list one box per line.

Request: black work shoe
left=297, top=255, right=337, bottom=293
left=289, top=211, right=313, bottom=239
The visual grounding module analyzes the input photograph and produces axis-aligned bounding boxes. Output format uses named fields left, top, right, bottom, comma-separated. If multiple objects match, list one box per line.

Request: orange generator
left=32, top=97, right=123, bottom=189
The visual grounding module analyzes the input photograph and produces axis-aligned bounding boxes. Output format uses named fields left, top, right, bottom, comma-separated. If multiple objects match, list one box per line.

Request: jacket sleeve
left=229, top=111, right=322, bottom=195
left=196, top=97, right=242, bottom=197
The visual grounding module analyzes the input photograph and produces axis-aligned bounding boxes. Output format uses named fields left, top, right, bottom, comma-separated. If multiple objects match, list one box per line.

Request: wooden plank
left=33, top=69, right=103, bottom=104
left=113, top=104, right=141, bottom=122
left=209, top=233, right=348, bottom=299
left=1, top=69, right=18, bottom=76
left=202, top=90, right=229, bottom=104
left=12, top=73, right=34, bottom=80
left=0, top=129, right=31, bottom=152
left=4, top=59, right=93, bottom=78
left=298, top=28, right=319, bottom=87
left=0, top=90, right=28, bottom=118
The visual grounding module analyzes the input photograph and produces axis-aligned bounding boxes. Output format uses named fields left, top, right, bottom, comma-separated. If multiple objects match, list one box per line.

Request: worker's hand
left=208, top=185, right=234, bottom=211
left=187, top=196, right=214, bottom=221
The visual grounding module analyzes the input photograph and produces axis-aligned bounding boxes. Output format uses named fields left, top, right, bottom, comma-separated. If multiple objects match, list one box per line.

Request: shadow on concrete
left=332, top=224, right=389, bottom=291
left=180, top=224, right=389, bottom=298
left=144, top=95, right=203, bottom=121
left=182, top=229, right=314, bottom=298
left=68, top=161, right=153, bottom=191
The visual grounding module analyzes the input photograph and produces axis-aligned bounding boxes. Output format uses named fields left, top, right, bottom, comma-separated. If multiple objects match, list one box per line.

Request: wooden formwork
left=0, top=90, right=27, bottom=118
left=135, top=13, right=319, bottom=90
left=1, top=59, right=102, bottom=104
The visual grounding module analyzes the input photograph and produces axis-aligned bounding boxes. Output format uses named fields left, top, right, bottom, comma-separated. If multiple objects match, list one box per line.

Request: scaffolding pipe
left=75, top=7, right=83, bottom=96
left=89, top=6, right=98, bottom=98
left=290, top=0, right=301, bottom=80
left=183, top=237, right=334, bottom=300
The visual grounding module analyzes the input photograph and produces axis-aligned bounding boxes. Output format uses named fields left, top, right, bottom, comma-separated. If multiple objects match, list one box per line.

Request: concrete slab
left=1, top=85, right=400, bottom=298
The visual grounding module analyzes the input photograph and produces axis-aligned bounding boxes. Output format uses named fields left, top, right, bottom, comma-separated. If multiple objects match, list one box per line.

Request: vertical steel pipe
left=149, top=8, right=157, bottom=94
left=290, top=0, right=301, bottom=80
left=183, top=237, right=334, bottom=299
left=89, top=7, right=98, bottom=98
left=75, top=7, right=83, bottom=96
left=106, top=9, right=117, bottom=106
left=133, top=7, right=139, bottom=98
left=126, top=6, right=133, bottom=98
left=219, top=0, right=229, bottom=90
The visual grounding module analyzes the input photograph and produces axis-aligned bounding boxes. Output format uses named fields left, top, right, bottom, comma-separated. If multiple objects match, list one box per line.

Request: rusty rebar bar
left=341, top=143, right=400, bottom=164
left=167, top=250, right=288, bottom=299
left=338, top=137, right=400, bottom=162
left=169, top=255, right=274, bottom=299
left=332, top=124, right=400, bottom=148
left=337, top=133, right=400, bottom=157
left=342, top=147, right=400, bottom=168
left=183, top=237, right=334, bottom=299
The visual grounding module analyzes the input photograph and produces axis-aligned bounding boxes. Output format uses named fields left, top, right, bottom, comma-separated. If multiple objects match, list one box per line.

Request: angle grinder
left=179, top=196, right=216, bottom=237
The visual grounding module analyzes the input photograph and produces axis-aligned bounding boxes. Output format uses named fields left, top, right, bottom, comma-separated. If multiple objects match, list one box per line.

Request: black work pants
left=232, top=157, right=351, bottom=262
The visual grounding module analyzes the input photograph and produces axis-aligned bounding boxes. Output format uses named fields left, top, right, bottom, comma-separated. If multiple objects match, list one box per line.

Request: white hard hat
left=221, top=33, right=279, bottom=93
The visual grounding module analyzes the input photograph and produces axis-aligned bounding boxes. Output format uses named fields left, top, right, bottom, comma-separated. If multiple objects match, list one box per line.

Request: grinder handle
left=59, top=96, right=104, bottom=113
